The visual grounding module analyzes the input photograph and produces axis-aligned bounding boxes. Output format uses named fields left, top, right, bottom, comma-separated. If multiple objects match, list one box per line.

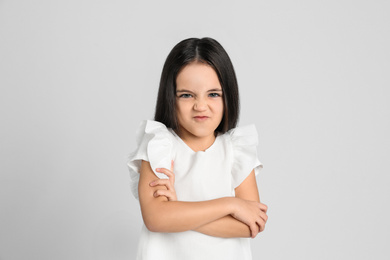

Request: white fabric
left=127, top=120, right=263, bottom=260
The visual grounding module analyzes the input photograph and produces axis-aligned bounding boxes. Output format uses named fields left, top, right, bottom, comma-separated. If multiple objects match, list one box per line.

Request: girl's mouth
left=194, top=116, right=209, bottom=121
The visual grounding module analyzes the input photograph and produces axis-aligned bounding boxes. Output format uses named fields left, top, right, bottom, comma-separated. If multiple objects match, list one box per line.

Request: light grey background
left=1, top=0, right=389, bottom=259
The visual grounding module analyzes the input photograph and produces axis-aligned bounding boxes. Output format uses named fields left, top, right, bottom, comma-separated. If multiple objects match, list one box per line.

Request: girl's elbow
left=143, top=215, right=163, bottom=232
left=145, top=222, right=159, bottom=232
left=145, top=221, right=174, bottom=233
left=143, top=215, right=182, bottom=233
left=140, top=202, right=181, bottom=232
left=143, top=212, right=172, bottom=232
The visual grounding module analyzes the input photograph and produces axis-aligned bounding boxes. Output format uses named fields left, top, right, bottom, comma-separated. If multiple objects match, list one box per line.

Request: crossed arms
left=138, top=160, right=268, bottom=238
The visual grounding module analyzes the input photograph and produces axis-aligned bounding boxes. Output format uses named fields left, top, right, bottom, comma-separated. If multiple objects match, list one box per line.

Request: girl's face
left=175, top=62, right=224, bottom=141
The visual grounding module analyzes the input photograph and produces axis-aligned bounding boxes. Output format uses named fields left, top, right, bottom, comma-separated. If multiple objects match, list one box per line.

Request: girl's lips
left=194, top=116, right=209, bottom=121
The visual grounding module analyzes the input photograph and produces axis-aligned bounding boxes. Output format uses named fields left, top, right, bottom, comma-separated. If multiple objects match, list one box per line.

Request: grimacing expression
left=175, top=62, right=224, bottom=141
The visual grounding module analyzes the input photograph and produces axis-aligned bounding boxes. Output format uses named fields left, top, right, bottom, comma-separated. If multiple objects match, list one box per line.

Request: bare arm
left=138, top=160, right=265, bottom=234
left=193, top=215, right=251, bottom=238
left=194, top=170, right=268, bottom=238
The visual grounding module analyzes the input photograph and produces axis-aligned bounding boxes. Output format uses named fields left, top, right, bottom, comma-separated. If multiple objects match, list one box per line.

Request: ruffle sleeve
left=127, top=120, right=174, bottom=199
left=229, top=124, right=263, bottom=189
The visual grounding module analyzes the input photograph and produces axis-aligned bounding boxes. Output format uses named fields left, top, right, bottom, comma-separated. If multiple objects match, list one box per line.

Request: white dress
left=127, top=120, right=263, bottom=260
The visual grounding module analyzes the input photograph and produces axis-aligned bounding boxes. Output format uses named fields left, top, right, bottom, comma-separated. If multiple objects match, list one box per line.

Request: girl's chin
left=181, top=128, right=216, bottom=139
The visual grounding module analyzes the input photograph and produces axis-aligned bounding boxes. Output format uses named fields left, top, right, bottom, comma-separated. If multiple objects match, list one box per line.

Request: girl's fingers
left=155, top=168, right=175, bottom=185
left=259, top=210, right=268, bottom=223
left=259, top=203, right=268, bottom=213
left=170, top=160, right=174, bottom=171
left=250, top=224, right=259, bottom=238
left=257, top=221, right=265, bottom=233
left=252, top=214, right=267, bottom=237
left=256, top=213, right=267, bottom=232
left=152, top=166, right=178, bottom=202
left=156, top=168, right=175, bottom=179
left=150, top=179, right=174, bottom=191
left=153, top=189, right=177, bottom=201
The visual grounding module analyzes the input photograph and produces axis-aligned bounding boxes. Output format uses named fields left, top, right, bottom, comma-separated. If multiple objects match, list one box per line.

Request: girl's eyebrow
left=176, top=89, right=193, bottom=93
left=207, top=88, right=223, bottom=92
left=176, top=88, right=222, bottom=93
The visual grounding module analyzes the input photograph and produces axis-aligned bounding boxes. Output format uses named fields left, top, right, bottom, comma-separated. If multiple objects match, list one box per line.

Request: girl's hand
left=231, top=199, right=268, bottom=238
left=149, top=161, right=177, bottom=201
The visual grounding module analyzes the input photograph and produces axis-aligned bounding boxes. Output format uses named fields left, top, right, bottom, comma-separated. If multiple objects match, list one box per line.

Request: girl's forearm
left=140, top=197, right=236, bottom=233
left=139, top=161, right=265, bottom=236
left=139, top=161, right=239, bottom=233
left=193, top=216, right=251, bottom=238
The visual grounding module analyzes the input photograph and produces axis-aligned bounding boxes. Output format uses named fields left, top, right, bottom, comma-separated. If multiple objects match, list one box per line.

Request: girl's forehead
left=176, top=63, right=221, bottom=90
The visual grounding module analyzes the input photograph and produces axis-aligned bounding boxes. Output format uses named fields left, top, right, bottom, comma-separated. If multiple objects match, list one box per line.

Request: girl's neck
left=175, top=129, right=217, bottom=152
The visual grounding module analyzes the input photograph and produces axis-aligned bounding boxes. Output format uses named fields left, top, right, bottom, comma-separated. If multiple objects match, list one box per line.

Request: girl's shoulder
left=134, top=120, right=175, bottom=144
left=221, top=124, right=263, bottom=188
left=128, top=120, right=176, bottom=199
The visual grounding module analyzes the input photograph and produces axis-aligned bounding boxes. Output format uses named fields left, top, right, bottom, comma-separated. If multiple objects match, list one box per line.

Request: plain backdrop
left=1, top=0, right=389, bottom=259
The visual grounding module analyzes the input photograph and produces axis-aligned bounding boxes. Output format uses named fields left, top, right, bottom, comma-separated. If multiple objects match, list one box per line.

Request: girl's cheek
left=210, top=98, right=224, bottom=106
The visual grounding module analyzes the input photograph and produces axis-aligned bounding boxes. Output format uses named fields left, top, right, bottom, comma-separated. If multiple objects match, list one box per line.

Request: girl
left=128, top=37, right=268, bottom=260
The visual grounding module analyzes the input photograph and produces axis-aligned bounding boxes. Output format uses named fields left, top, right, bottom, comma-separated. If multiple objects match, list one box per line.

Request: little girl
left=128, top=37, right=268, bottom=260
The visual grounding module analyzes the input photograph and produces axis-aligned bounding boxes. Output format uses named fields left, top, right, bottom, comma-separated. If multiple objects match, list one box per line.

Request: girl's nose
left=194, top=98, right=207, bottom=111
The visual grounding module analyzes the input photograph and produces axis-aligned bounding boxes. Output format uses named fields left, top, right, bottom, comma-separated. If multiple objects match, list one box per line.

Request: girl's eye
left=209, top=93, right=221, bottom=98
left=179, top=93, right=192, bottom=98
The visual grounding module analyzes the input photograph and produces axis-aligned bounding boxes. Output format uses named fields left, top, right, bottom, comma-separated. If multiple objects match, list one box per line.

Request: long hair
left=154, top=37, right=240, bottom=133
